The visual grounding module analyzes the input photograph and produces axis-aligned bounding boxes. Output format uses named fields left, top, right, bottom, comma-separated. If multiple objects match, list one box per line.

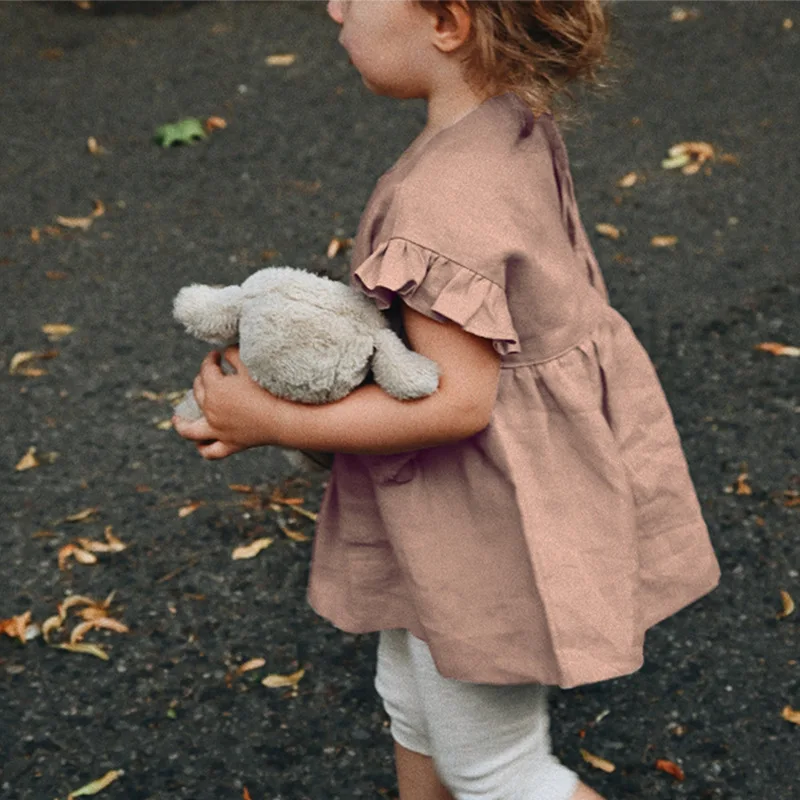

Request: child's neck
left=417, top=85, right=494, bottom=145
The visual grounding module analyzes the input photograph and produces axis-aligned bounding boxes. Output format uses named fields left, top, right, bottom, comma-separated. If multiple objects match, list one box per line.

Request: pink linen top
left=307, top=91, right=721, bottom=689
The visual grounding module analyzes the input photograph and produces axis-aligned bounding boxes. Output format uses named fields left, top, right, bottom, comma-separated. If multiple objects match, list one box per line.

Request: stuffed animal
left=172, top=266, right=440, bottom=469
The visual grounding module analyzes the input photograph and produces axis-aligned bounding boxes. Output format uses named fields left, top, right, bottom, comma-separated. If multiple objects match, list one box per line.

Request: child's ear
left=173, top=284, right=243, bottom=344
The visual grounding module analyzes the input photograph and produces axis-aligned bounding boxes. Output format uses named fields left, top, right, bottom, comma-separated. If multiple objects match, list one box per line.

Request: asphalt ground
left=1, top=1, right=798, bottom=799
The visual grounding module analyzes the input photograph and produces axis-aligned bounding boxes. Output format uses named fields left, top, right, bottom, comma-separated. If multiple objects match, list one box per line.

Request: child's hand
left=172, top=346, right=287, bottom=460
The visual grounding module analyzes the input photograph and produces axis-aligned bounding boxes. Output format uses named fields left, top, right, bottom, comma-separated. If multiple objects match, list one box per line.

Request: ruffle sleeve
left=352, top=237, right=521, bottom=356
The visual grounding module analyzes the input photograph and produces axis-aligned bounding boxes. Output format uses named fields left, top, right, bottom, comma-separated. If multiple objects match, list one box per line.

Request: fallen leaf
left=232, top=537, right=274, bottom=560
left=782, top=705, right=800, bottom=725
left=15, top=447, right=39, bottom=472
left=289, top=506, right=317, bottom=522
left=782, top=18, right=793, bottom=30
left=753, top=342, right=800, bottom=358
left=70, top=617, right=129, bottom=643
left=41, top=323, right=74, bottom=341
left=670, top=7, right=701, bottom=23
left=327, top=236, right=351, bottom=258
left=46, top=270, right=70, bottom=280
left=617, top=171, right=639, bottom=188
left=243, top=788, right=253, bottom=800
left=205, top=116, right=227, bottom=132
left=595, top=223, right=621, bottom=240
left=67, top=769, right=123, bottom=798
left=262, top=667, right=305, bottom=688
left=65, top=506, right=101, bottom=523
left=60, top=594, right=103, bottom=615
left=58, top=544, right=98, bottom=570
left=41, top=614, right=64, bottom=642
left=0, top=611, right=32, bottom=644
left=87, top=136, right=107, bottom=155
left=154, top=118, right=207, bottom=147
left=229, top=484, right=254, bottom=493
left=155, top=419, right=174, bottom=430
left=54, top=642, right=109, bottom=660
left=776, top=590, right=795, bottom=619
left=9, top=349, right=59, bottom=376
left=56, top=199, right=105, bottom=230
left=280, top=525, right=311, bottom=542
left=236, top=657, right=267, bottom=676
left=579, top=748, right=616, bottom=773
left=651, top=235, right=678, bottom=247
left=76, top=527, right=127, bottom=554
left=178, top=501, right=205, bottom=518
left=655, top=758, right=686, bottom=780
left=266, top=53, right=297, bottom=66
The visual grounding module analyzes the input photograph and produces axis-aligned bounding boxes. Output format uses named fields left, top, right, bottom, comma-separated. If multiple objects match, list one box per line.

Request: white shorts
left=374, top=629, right=580, bottom=800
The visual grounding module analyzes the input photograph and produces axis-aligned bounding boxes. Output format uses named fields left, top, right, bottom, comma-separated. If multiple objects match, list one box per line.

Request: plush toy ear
left=173, top=284, right=244, bottom=345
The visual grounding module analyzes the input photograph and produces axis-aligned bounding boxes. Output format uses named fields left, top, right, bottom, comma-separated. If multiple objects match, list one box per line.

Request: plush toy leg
left=372, top=329, right=440, bottom=400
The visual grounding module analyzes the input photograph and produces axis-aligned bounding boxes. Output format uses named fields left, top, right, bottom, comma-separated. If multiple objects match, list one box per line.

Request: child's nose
left=327, top=0, right=343, bottom=24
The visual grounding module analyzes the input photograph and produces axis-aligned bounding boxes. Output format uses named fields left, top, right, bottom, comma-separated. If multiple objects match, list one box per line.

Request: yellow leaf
left=65, top=506, right=100, bottom=523
left=236, top=657, right=267, bottom=676
left=58, top=544, right=98, bottom=570
left=776, top=590, right=795, bottom=619
left=232, top=537, right=274, bottom=560
left=595, top=223, right=621, bottom=240
left=289, top=505, right=318, bottom=522
left=266, top=53, right=296, bottom=66
left=41, top=323, right=74, bottom=341
left=782, top=705, right=800, bottom=725
left=579, top=748, right=616, bottom=773
left=67, top=769, right=124, bottom=798
left=54, top=642, right=109, bottom=660
left=262, top=667, right=305, bottom=688
left=651, top=235, right=678, bottom=248
left=155, top=419, right=174, bottom=430
left=15, top=447, right=40, bottom=472
left=9, top=350, right=58, bottom=376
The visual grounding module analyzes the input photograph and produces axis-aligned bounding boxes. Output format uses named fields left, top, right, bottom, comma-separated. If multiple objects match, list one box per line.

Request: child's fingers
left=222, top=345, right=242, bottom=370
left=172, top=414, right=216, bottom=443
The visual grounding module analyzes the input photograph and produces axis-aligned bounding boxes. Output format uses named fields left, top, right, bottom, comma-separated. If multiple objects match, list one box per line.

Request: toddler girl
left=173, top=2, right=722, bottom=798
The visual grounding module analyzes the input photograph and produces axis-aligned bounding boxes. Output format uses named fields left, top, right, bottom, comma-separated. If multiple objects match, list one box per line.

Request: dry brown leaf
left=58, top=544, right=98, bottom=570
left=70, top=617, right=129, bottom=643
left=178, top=501, right=205, bottom=518
left=67, top=769, right=124, bottom=799
left=235, top=657, right=267, bottom=676
left=56, top=200, right=106, bottom=231
left=30, top=227, right=41, bottom=243
left=9, top=350, right=59, bottom=376
left=782, top=18, right=793, bottom=31
left=734, top=471, right=752, bottom=496
left=262, top=667, right=305, bottom=688
left=776, top=590, right=795, bottom=619
left=41, top=614, right=64, bottom=642
left=205, top=116, right=227, bottom=132
left=76, top=527, right=127, bottom=554
left=579, top=749, right=616, bottom=773
left=327, top=236, right=353, bottom=258
left=670, top=7, right=700, bottom=22
left=55, top=642, right=109, bottom=660
left=595, top=223, right=621, bottom=240
left=782, top=705, right=800, bottom=724
left=15, top=447, right=40, bottom=472
left=65, top=506, right=100, bottom=523
left=232, top=537, right=274, bottom=560
left=46, top=270, right=69, bottom=280
left=60, top=595, right=101, bottom=615
left=242, top=787, right=253, bottom=800
left=266, top=53, right=297, bottom=66
left=753, top=342, right=800, bottom=357
left=229, top=484, right=254, bottom=493
left=655, top=758, right=686, bottom=780
left=0, top=611, right=32, bottom=644
left=78, top=606, right=108, bottom=622
left=41, top=323, right=74, bottom=341
left=280, top=525, right=311, bottom=542
left=617, top=171, right=639, bottom=188
left=289, top=506, right=317, bottom=522
left=662, top=141, right=715, bottom=174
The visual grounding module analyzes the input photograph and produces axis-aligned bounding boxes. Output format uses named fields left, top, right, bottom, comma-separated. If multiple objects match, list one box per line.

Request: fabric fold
left=353, top=237, right=521, bottom=355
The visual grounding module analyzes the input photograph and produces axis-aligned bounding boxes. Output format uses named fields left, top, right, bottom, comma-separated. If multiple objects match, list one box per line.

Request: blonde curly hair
left=417, top=0, right=622, bottom=127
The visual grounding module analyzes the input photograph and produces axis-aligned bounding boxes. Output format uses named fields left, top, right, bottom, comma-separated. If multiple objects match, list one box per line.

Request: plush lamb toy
left=172, top=266, right=440, bottom=469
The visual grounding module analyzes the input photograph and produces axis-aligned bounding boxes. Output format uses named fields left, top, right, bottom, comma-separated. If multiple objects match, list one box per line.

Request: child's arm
left=172, top=303, right=502, bottom=460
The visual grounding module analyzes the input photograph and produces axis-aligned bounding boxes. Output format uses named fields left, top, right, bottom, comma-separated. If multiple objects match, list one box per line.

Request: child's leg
left=406, top=632, right=586, bottom=800
left=394, top=740, right=456, bottom=800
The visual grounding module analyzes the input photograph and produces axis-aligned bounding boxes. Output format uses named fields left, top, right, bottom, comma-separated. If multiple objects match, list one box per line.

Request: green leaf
left=154, top=118, right=207, bottom=147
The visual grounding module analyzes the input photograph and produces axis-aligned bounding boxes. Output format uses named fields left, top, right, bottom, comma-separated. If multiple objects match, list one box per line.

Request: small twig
left=156, top=557, right=199, bottom=584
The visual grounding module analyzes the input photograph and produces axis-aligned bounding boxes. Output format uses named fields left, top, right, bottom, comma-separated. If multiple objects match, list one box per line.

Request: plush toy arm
left=371, top=328, right=440, bottom=400
left=173, top=284, right=244, bottom=345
